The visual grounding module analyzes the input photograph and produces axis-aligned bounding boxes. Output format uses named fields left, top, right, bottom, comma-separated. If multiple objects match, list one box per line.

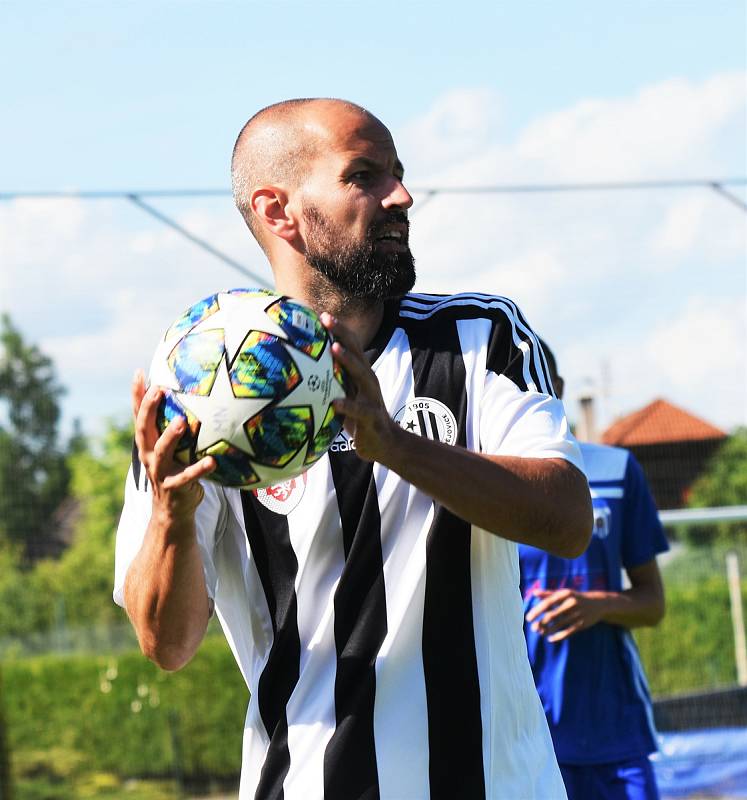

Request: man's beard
left=303, top=205, right=416, bottom=302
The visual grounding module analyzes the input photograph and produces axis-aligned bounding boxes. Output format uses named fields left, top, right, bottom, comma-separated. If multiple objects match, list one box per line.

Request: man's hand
left=132, top=370, right=216, bottom=523
left=525, top=560, right=666, bottom=642
left=525, top=589, right=606, bottom=643
left=124, top=370, right=216, bottom=671
left=321, top=314, right=403, bottom=464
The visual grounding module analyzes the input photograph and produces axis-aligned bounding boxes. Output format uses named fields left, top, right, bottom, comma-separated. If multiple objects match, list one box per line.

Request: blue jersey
left=519, top=442, right=669, bottom=765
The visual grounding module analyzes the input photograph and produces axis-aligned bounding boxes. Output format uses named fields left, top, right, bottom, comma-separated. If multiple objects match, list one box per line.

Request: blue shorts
left=560, top=756, right=660, bottom=800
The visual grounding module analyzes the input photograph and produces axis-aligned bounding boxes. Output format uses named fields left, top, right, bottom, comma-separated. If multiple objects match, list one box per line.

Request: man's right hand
left=124, top=369, right=216, bottom=670
left=132, top=369, right=216, bottom=523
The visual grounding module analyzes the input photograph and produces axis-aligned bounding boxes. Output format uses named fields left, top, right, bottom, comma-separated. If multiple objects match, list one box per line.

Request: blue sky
left=1, top=0, right=745, bottom=436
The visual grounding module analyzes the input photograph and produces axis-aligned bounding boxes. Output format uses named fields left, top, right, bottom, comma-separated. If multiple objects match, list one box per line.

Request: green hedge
left=0, top=557, right=741, bottom=795
left=2, top=635, right=247, bottom=788
left=635, top=573, right=735, bottom=696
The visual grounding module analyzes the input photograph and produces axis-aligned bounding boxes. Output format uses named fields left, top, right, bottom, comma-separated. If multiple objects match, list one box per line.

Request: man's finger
left=547, top=623, right=582, bottom=643
left=162, top=456, right=216, bottom=489
left=131, top=369, right=147, bottom=420
left=134, top=385, right=163, bottom=457
left=331, top=344, right=382, bottom=405
left=322, top=313, right=365, bottom=359
left=535, top=598, right=580, bottom=633
left=525, top=591, right=565, bottom=622
left=153, top=415, right=186, bottom=459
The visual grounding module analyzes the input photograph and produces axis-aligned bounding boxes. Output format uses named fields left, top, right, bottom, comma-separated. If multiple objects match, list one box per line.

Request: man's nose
left=382, top=177, right=414, bottom=210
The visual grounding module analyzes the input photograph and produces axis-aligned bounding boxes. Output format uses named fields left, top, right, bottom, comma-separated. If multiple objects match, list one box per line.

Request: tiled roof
left=601, top=398, right=727, bottom=446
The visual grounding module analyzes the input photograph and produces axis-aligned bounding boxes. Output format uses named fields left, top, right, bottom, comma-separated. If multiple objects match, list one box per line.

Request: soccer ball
left=148, top=288, right=347, bottom=489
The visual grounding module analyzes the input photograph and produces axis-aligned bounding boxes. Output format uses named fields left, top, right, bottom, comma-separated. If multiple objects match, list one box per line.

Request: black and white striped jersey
left=115, top=292, right=582, bottom=800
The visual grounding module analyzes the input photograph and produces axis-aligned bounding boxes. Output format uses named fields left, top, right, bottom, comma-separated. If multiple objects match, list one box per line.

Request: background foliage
left=0, top=316, right=745, bottom=798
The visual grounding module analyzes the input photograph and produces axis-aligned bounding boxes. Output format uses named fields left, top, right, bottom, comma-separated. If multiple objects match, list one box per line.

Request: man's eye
left=350, top=171, right=372, bottom=182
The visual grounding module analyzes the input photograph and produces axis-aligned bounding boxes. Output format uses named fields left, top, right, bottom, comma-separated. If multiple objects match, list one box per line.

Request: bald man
left=115, top=98, right=593, bottom=800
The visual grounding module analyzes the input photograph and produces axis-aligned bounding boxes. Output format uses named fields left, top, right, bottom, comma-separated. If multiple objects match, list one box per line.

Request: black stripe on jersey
left=400, top=293, right=554, bottom=397
left=324, top=454, right=387, bottom=800
left=496, top=298, right=555, bottom=397
left=240, top=493, right=301, bottom=800
left=131, top=439, right=142, bottom=488
left=402, top=315, right=486, bottom=800
left=130, top=438, right=149, bottom=491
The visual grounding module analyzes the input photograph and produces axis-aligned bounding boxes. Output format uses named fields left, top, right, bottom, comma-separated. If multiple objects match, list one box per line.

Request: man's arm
left=324, top=315, right=592, bottom=559
left=524, top=558, right=665, bottom=642
left=123, top=373, right=217, bottom=671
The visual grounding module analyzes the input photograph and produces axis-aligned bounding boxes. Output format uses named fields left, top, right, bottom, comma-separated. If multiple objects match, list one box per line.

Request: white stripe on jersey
left=579, top=442, right=629, bottom=482
left=400, top=293, right=551, bottom=395
left=371, top=331, right=432, bottom=798
left=591, top=487, right=625, bottom=499
left=623, top=630, right=658, bottom=747
left=283, top=458, right=346, bottom=800
left=457, top=317, right=491, bottom=453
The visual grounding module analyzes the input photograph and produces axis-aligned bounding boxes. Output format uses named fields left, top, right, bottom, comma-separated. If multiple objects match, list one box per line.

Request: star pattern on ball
left=274, top=345, right=342, bottom=438
left=189, top=291, right=287, bottom=363
left=176, top=358, right=273, bottom=454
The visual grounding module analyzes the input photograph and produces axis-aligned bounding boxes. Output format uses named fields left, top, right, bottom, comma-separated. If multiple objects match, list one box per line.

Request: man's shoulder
left=398, top=292, right=525, bottom=323
left=579, top=441, right=630, bottom=483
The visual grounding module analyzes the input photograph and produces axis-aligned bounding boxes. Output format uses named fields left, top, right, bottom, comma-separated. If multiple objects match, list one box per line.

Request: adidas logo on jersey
left=330, top=430, right=356, bottom=452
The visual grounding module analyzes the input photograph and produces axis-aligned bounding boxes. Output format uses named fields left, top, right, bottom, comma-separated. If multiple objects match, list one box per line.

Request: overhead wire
left=1, top=177, right=744, bottom=279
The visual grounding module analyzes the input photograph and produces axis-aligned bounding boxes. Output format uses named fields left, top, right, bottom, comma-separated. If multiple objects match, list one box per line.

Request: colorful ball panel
left=225, top=288, right=275, bottom=300
left=199, top=441, right=260, bottom=488
left=230, top=332, right=301, bottom=399
left=305, top=405, right=344, bottom=466
left=245, top=406, right=313, bottom=467
left=156, top=391, right=200, bottom=459
left=164, top=293, right=220, bottom=341
left=168, top=329, right=225, bottom=395
left=266, top=298, right=328, bottom=360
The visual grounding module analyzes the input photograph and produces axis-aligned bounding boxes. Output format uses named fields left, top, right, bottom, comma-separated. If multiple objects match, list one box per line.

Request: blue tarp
left=654, top=728, right=747, bottom=798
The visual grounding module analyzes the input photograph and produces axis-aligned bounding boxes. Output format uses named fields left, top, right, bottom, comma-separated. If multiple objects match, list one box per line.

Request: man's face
left=297, top=109, right=415, bottom=300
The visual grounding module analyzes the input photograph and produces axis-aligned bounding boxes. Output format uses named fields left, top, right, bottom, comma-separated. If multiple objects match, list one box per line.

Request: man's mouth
left=374, top=222, right=409, bottom=246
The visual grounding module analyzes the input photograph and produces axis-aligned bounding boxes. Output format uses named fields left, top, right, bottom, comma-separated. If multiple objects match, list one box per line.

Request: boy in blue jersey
left=519, top=342, right=669, bottom=800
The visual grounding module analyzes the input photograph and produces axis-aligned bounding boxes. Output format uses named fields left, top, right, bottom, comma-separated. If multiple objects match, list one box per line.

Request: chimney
left=576, top=393, right=598, bottom=443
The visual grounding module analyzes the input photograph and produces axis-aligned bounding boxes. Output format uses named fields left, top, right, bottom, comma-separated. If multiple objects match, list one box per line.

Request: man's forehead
left=304, top=107, right=398, bottom=161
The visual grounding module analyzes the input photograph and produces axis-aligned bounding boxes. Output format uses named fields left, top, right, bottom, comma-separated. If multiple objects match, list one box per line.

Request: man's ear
left=250, top=186, right=297, bottom=242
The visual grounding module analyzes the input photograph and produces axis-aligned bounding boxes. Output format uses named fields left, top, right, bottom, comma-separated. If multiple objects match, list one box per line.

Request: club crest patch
left=394, top=397, right=457, bottom=445
left=254, top=472, right=308, bottom=515
left=591, top=499, right=611, bottom=539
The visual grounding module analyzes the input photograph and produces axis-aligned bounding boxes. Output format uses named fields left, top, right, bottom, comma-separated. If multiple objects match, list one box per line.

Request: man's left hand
left=321, top=312, right=403, bottom=464
left=525, top=589, right=606, bottom=643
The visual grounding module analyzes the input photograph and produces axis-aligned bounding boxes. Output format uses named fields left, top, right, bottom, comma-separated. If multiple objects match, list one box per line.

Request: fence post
left=0, top=669, right=12, bottom=800
left=726, top=550, right=747, bottom=686
left=168, top=709, right=185, bottom=798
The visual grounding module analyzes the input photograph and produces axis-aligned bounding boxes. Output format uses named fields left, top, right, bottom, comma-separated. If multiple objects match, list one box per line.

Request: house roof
left=601, top=398, right=727, bottom=446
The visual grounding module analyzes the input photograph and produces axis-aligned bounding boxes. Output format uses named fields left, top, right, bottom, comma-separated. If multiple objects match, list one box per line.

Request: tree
left=0, top=314, right=69, bottom=557
left=53, top=422, right=133, bottom=628
left=684, top=428, right=747, bottom=546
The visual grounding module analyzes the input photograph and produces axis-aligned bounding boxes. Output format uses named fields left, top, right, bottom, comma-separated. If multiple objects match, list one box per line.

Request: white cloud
left=558, top=295, right=747, bottom=436
left=515, top=73, right=746, bottom=181
left=400, top=72, right=746, bottom=429
left=1, top=72, right=745, bottom=436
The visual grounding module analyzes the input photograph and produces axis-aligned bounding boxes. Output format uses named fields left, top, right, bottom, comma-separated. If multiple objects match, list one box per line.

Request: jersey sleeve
left=478, top=309, right=583, bottom=471
left=113, top=446, right=226, bottom=609
left=620, top=453, right=669, bottom=569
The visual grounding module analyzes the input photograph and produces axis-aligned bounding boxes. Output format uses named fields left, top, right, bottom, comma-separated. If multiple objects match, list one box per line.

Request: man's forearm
left=381, top=425, right=592, bottom=558
left=124, top=511, right=211, bottom=671
left=587, top=586, right=665, bottom=629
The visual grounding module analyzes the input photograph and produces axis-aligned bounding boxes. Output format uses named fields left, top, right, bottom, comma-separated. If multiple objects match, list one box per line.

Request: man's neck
left=274, top=265, right=386, bottom=350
